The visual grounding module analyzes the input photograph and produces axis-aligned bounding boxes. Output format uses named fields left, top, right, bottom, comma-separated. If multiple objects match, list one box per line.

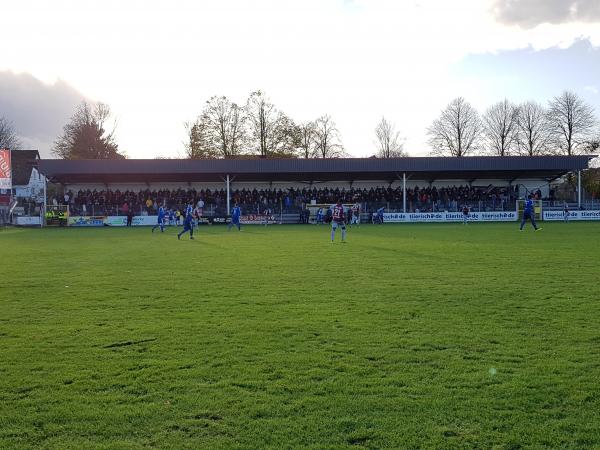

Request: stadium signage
left=210, top=217, right=231, bottom=224
left=240, top=214, right=277, bottom=225
left=543, top=210, right=600, bottom=221
left=69, top=215, right=238, bottom=226
left=380, top=211, right=518, bottom=222
left=0, top=149, right=11, bottom=190
left=68, top=216, right=106, bottom=226
left=16, top=216, right=42, bottom=226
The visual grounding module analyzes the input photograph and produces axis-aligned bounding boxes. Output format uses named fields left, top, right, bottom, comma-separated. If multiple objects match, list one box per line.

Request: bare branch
left=547, top=90, right=597, bottom=155
left=515, top=100, right=552, bottom=156
left=0, top=117, right=22, bottom=150
left=482, top=99, right=520, bottom=156
left=374, top=116, right=407, bottom=157
left=427, top=97, right=482, bottom=157
left=313, top=115, right=344, bottom=158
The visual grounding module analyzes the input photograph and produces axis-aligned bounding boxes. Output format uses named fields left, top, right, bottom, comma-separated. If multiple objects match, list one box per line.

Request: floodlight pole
left=577, top=170, right=581, bottom=209
left=42, top=174, right=47, bottom=228
left=226, top=174, right=230, bottom=215
left=403, top=172, right=406, bottom=213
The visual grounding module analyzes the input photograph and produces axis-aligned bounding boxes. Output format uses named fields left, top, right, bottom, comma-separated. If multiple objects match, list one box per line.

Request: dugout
left=38, top=155, right=593, bottom=213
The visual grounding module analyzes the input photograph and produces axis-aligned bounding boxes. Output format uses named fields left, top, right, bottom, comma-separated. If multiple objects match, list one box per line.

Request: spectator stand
left=37, top=156, right=594, bottom=225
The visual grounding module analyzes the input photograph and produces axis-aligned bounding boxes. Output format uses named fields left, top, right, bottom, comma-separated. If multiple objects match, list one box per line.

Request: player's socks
left=331, top=230, right=335, bottom=241
left=341, top=229, right=346, bottom=241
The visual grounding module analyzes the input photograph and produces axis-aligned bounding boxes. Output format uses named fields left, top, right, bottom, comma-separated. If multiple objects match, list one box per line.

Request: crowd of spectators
left=53, top=184, right=519, bottom=216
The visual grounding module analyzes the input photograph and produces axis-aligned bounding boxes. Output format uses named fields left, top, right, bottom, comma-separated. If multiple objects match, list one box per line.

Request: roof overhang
left=37, top=156, right=593, bottom=185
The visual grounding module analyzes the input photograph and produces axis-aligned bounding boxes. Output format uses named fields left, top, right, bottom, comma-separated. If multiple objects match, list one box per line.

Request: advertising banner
left=69, top=215, right=235, bottom=226
left=16, top=216, right=41, bottom=226
left=543, top=210, right=600, bottom=221
left=379, top=211, right=518, bottom=223
left=69, top=216, right=106, bottom=226
left=240, top=214, right=277, bottom=225
left=0, top=149, right=11, bottom=190
left=103, top=216, right=158, bottom=226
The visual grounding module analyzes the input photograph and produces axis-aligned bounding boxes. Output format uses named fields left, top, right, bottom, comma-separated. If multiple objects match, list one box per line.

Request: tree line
left=183, top=91, right=346, bottom=159
left=0, top=90, right=598, bottom=159
left=427, top=91, right=599, bottom=157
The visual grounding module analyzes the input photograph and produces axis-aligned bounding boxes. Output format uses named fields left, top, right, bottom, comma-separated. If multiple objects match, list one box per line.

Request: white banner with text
left=379, top=211, right=518, bottom=223
left=543, top=210, right=600, bottom=221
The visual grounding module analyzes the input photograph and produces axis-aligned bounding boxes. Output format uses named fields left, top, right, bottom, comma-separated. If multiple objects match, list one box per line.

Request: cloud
left=452, top=39, right=600, bottom=117
left=1, top=1, right=599, bottom=158
left=584, top=85, right=599, bottom=95
left=492, top=0, right=600, bottom=28
left=0, top=71, right=86, bottom=157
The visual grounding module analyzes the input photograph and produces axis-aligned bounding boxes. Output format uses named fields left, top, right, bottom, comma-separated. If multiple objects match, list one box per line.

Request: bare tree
left=584, top=134, right=599, bottom=154
left=199, top=96, right=246, bottom=158
left=183, top=119, right=220, bottom=159
left=427, top=97, right=482, bottom=157
left=482, top=99, right=520, bottom=156
left=297, top=121, right=316, bottom=158
left=245, top=91, right=298, bottom=157
left=374, top=116, right=406, bottom=157
left=313, top=115, right=344, bottom=158
left=53, top=101, right=123, bottom=159
left=0, top=117, right=22, bottom=150
left=516, top=100, right=551, bottom=156
left=547, top=90, right=597, bottom=155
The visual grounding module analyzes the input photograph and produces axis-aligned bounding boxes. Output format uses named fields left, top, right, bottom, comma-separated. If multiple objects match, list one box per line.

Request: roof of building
left=11, top=150, right=40, bottom=185
left=38, top=155, right=593, bottom=184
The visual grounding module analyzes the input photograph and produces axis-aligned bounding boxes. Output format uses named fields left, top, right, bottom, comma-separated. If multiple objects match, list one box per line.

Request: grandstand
left=35, top=155, right=594, bottom=224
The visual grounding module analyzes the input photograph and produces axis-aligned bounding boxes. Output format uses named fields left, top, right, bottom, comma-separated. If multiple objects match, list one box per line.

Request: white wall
left=15, top=168, right=46, bottom=201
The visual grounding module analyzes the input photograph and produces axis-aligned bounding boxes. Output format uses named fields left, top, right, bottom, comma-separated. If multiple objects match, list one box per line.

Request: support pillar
left=578, top=170, right=581, bottom=209
left=403, top=172, right=406, bottom=213
left=42, top=175, right=47, bottom=228
left=226, top=174, right=230, bottom=215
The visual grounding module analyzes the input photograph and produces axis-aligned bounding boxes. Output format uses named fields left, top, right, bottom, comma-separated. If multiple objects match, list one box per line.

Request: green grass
left=1, top=223, right=600, bottom=449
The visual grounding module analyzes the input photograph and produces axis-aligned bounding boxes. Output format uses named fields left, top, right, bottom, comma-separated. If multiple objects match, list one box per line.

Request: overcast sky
left=1, top=0, right=599, bottom=158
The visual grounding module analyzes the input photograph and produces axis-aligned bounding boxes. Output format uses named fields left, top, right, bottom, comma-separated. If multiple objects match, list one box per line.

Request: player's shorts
left=332, top=220, right=346, bottom=230
left=183, top=222, right=192, bottom=231
left=523, top=211, right=532, bottom=220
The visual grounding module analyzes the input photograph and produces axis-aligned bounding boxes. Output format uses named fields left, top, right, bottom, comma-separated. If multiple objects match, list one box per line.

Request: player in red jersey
left=331, top=199, right=347, bottom=242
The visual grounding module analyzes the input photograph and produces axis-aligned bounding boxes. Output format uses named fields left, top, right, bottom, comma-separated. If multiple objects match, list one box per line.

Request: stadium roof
left=38, top=155, right=593, bottom=184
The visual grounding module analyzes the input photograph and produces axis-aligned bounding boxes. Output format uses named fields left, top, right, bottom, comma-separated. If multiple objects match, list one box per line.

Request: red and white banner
left=0, top=149, right=11, bottom=190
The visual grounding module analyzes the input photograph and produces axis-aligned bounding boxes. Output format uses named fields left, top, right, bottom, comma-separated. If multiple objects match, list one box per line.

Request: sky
left=1, top=0, right=599, bottom=159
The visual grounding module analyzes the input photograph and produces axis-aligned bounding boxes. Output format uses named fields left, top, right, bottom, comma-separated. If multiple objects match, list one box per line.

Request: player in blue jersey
left=316, top=207, right=324, bottom=225
left=375, top=206, right=384, bottom=224
left=177, top=204, right=195, bottom=240
left=520, top=195, right=542, bottom=231
left=152, top=205, right=166, bottom=233
left=228, top=204, right=242, bottom=231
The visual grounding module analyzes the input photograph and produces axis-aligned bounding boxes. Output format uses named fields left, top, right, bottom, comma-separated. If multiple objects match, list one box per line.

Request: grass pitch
left=1, top=223, right=600, bottom=449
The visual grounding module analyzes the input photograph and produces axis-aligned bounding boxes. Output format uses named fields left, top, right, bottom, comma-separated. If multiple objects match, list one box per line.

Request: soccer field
left=1, top=223, right=600, bottom=449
